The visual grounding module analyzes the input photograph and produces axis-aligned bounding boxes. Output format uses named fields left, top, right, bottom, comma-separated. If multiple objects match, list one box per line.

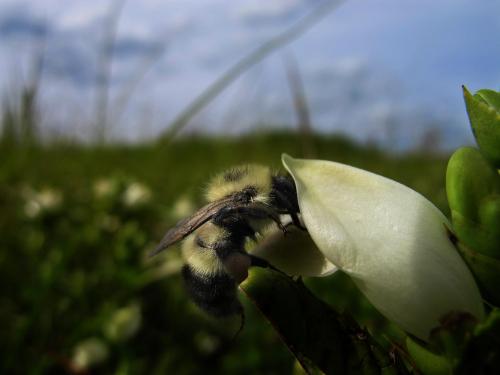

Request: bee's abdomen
left=182, top=265, right=242, bottom=317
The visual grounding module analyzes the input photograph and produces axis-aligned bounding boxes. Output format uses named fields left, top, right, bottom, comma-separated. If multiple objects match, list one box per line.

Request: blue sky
left=0, top=0, right=499, bottom=148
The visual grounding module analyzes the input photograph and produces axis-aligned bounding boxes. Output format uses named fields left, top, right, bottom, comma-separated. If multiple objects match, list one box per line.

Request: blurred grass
left=0, top=132, right=450, bottom=374
left=1, top=132, right=450, bottom=211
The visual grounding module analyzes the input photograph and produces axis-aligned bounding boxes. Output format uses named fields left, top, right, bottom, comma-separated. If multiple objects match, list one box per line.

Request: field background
left=0, top=132, right=450, bottom=374
left=3, top=1, right=490, bottom=372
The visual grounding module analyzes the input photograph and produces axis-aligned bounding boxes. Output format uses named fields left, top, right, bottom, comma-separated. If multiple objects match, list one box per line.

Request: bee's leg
left=233, top=217, right=260, bottom=242
left=212, top=208, right=258, bottom=242
left=213, top=206, right=287, bottom=234
left=266, top=210, right=288, bottom=234
left=231, top=308, right=245, bottom=341
left=248, top=254, right=270, bottom=268
left=286, top=211, right=306, bottom=231
left=272, top=190, right=306, bottom=231
left=212, top=206, right=255, bottom=222
left=248, top=254, right=288, bottom=277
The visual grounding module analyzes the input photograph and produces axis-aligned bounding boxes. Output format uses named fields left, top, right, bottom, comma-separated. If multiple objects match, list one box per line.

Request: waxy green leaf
left=406, top=337, right=451, bottom=375
left=446, top=147, right=500, bottom=257
left=463, top=86, right=500, bottom=167
left=446, top=146, right=500, bottom=305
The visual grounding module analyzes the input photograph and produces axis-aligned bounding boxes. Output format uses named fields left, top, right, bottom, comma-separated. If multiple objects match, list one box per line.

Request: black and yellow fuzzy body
left=152, top=164, right=302, bottom=321
left=205, top=164, right=300, bottom=226
left=181, top=222, right=248, bottom=318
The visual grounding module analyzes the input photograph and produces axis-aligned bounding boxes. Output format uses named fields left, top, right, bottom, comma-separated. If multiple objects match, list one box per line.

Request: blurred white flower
left=194, top=331, right=220, bottom=355
left=123, top=182, right=151, bottom=207
left=147, top=251, right=184, bottom=280
left=37, top=189, right=62, bottom=208
left=93, top=178, right=117, bottom=198
left=23, top=187, right=62, bottom=218
left=170, top=195, right=195, bottom=220
left=281, top=154, right=484, bottom=341
left=24, top=200, right=41, bottom=218
left=104, top=302, right=142, bottom=342
left=72, top=337, right=108, bottom=371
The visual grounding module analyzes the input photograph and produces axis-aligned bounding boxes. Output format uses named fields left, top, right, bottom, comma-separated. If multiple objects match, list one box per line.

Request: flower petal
left=250, top=224, right=337, bottom=277
left=282, top=154, right=484, bottom=340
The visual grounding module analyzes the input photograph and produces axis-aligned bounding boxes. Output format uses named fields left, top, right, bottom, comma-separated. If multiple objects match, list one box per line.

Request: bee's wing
left=150, top=197, right=236, bottom=257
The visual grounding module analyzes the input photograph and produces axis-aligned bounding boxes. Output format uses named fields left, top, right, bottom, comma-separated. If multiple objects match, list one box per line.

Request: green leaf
left=408, top=310, right=500, bottom=375
left=476, top=89, right=500, bottom=112
left=455, top=309, right=500, bottom=374
left=447, top=147, right=500, bottom=305
left=241, top=268, right=408, bottom=375
left=406, top=337, right=451, bottom=375
left=446, top=147, right=500, bottom=258
left=463, top=86, right=500, bottom=167
left=456, top=242, right=500, bottom=307
left=428, top=312, right=477, bottom=362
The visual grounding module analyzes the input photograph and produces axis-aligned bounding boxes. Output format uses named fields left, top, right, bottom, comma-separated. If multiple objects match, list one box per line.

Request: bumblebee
left=151, top=164, right=303, bottom=323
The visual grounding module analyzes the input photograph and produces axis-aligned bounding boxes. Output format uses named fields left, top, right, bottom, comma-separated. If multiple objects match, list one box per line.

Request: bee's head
left=235, top=186, right=258, bottom=204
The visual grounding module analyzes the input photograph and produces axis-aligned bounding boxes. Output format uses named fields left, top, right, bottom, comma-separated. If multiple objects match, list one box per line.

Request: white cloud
left=0, top=0, right=499, bottom=149
left=57, top=3, right=108, bottom=31
left=235, top=0, right=304, bottom=23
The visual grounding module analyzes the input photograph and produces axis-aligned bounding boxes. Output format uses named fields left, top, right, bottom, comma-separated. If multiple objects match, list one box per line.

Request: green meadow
left=0, top=133, right=450, bottom=373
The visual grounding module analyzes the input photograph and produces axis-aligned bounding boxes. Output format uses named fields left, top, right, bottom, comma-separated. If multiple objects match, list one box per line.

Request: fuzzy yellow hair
left=195, top=222, right=229, bottom=247
left=181, top=226, right=226, bottom=277
left=204, top=164, right=273, bottom=203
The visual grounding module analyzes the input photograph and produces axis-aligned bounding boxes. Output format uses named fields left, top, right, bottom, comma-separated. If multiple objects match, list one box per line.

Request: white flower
left=194, top=332, right=221, bottom=355
left=170, top=195, right=196, bottom=220
left=93, top=178, right=117, bottom=198
left=104, top=302, right=142, bottom=342
left=281, top=154, right=484, bottom=341
left=23, top=187, right=62, bottom=218
left=37, top=189, right=62, bottom=208
left=250, top=222, right=337, bottom=277
left=72, top=337, right=108, bottom=370
left=123, top=182, right=151, bottom=207
left=24, top=200, right=41, bottom=218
